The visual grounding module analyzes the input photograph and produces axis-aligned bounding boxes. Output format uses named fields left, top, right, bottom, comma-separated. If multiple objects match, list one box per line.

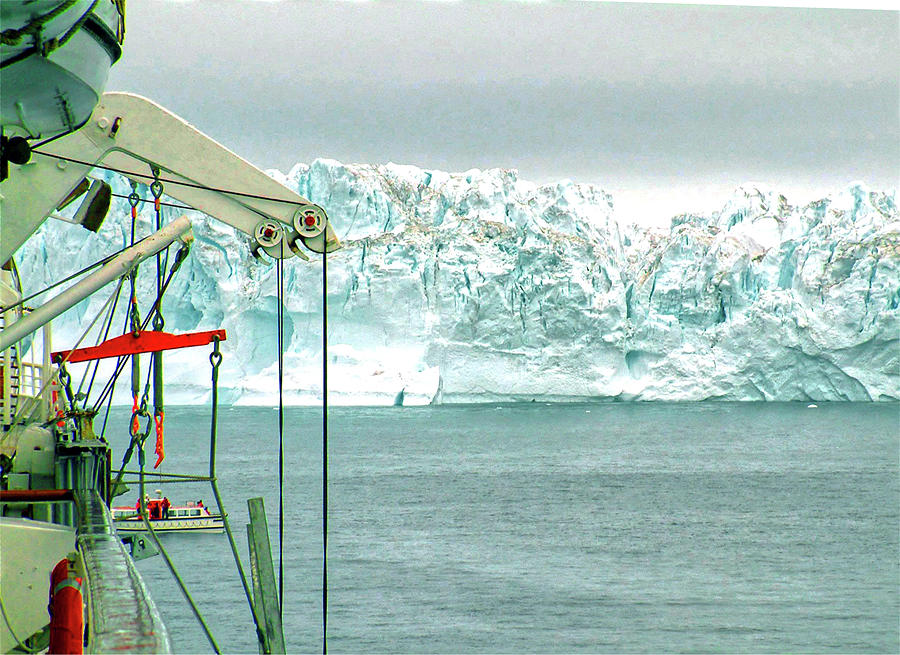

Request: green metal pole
left=247, top=497, right=285, bottom=654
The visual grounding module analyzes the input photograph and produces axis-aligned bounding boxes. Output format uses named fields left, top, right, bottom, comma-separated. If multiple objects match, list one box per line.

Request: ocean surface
left=104, top=402, right=899, bottom=654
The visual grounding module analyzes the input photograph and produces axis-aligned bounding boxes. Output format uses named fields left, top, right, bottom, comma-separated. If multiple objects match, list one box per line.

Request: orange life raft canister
left=49, top=558, right=84, bottom=654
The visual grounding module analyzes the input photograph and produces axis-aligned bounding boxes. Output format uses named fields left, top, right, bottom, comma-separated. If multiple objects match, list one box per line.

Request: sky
left=107, top=1, right=899, bottom=226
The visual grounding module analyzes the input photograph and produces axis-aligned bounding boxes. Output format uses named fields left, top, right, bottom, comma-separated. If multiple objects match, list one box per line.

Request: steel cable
left=89, top=242, right=189, bottom=412
left=276, top=257, right=285, bottom=619
left=135, top=422, right=220, bottom=654
left=322, top=249, right=328, bottom=654
left=7, top=278, right=123, bottom=427
left=31, top=150, right=310, bottom=207
left=207, top=337, right=269, bottom=652
left=0, top=244, right=137, bottom=315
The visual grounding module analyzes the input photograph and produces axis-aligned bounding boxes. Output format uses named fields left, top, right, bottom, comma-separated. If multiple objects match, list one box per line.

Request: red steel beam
left=52, top=329, right=227, bottom=364
left=0, top=489, right=75, bottom=502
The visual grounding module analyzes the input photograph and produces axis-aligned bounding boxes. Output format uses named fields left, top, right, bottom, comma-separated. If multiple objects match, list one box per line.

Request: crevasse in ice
left=16, top=160, right=899, bottom=404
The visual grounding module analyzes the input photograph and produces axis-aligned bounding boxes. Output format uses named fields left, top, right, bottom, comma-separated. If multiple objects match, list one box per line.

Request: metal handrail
left=73, top=489, right=172, bottom=654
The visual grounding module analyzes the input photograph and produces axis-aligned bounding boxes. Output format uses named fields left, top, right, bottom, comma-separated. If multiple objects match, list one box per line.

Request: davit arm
left=0, top=92, right=340, bottom=267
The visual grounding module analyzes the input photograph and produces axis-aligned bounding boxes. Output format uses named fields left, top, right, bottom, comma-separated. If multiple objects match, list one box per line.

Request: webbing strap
left=52, top=577, right=83, bottom=596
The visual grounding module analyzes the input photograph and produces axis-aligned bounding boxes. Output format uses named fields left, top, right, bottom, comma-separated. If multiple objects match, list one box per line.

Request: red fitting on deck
left=0, top=489, right=75, bottom=502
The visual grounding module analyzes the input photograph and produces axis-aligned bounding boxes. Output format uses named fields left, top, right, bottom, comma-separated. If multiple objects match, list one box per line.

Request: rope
left=89, top=241, right=189, bottom=412
left=0, top=0, right=99, bottom=73
left=0, top=0, right=78, bottom=46
left=322, top=249, right=329, bottom=654
left=109, top=346, right=155, bottom=495
left=98, top=306, right=133, bottom=441
left=78, top=275, right=124, bottom=407
left=0, top=244, right=137, bottom=314
left=135, top=414, right=221, bottom=654
left=78, top=284, right=122, bottom=406
left=127, top=181, right=141, bottom=420
left=207, top=337, right=269, bottom=652
left=97, top=382, right=116, bottom=439
left=112, top=192, right=193, bottom=211
left=0, top=591, right=42, bottom=653
left=151, top=169, right=166, bottom=469
left=29, top=126, right=79, bottom=150
left=6, top=278, right=123, bottom=427
left=32, top=150, right=311, bottom=207
left=54, top=0, right=100, bottom=51
left=276, top=257, right=285, bottom=619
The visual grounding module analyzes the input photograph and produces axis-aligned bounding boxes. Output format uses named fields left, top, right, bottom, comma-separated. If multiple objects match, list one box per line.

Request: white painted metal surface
left=0, top=517, right=75, bottom=652
left=1, top=92, right=339, bottom=266
left=0, top=0, right=123, bottom=139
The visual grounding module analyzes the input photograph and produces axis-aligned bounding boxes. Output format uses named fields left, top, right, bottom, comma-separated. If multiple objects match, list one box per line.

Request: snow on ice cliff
left=16, top=160, right=899, bottom=404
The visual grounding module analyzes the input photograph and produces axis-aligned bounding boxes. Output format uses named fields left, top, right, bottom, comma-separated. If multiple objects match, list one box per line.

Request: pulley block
left=254, top=220, right=284, bottom=248
left=292, top=204, right=327, bottom=238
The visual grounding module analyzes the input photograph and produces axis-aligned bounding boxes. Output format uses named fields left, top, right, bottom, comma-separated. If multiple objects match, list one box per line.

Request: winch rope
left=151, top=168, right=167, bottom=469
left=0, top=243, right=141, bottom=314
left=134, top=411, right=221, bottom=654
left=8, top=279, right=123, bottom=427
left=32, top=150, right=315, bottom=208
left=90, top=241, right=190, bottom=413
left=322, top=248, right=329, bottom=654
left=207, top=336, right=269, bottom=651
left=28, top=125, right=80, bottom=150
left=276, top=256, right=286, bottom=618
left=128, top=182, right=142, bottom=424
left=111, top=192, right=192, bottom=211
left=0, top=591, right=41, bottom=653
left=78, top=273, right=124, bottom=406
left=98, top=304, right=134, bottom=441
left=97, top=373, right=118, bottom=440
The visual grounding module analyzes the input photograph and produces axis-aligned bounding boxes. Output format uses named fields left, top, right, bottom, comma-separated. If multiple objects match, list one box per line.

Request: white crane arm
left=1, top=92, right=339, bottom=266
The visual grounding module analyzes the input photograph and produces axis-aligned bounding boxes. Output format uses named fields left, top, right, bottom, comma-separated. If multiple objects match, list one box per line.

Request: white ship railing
left=16, top=361, right=43, bottom=399
left=1, top=321, right=54, bottom=427
left=0, top=350, right=8, bottom=426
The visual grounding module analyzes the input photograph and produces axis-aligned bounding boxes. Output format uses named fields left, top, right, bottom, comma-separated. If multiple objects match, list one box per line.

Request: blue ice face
left=18, top=165, right=899, bottom=405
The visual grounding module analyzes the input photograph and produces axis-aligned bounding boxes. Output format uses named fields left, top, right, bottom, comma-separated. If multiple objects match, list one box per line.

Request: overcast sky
left=107, top=1, right=898, bottom=225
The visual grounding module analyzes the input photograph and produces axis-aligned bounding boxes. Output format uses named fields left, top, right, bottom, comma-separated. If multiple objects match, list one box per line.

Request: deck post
left=247, top=497, right=285, bottom=654
left=247, top=523, right=267, bottom=655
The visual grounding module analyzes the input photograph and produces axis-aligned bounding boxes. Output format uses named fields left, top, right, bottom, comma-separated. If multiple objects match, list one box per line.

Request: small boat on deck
left=112, top=493, right=224, bottom=533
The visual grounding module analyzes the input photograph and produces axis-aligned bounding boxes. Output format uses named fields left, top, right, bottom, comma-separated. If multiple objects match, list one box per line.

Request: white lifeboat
left=1, top=0, right=125, bottom=139
left=112, top=496, right=225, bottom=534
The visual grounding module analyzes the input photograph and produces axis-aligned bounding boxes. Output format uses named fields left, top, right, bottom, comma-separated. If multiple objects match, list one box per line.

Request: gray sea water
left=104, top=402, right=899, bottom=654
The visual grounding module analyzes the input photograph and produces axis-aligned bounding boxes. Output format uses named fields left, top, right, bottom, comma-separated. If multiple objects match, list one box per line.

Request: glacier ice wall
left=15, top=160, right=899, bottom=404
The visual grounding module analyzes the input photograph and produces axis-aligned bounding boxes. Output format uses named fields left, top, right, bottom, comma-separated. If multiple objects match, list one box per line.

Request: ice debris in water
left=17, top=161, right=899, bottom=404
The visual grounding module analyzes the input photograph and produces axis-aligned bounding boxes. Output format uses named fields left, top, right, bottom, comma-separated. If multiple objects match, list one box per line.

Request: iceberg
left=15, top=161, right=899, bottom=404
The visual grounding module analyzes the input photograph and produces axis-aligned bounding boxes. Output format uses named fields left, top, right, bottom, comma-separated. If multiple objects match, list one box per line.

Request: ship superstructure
left=1, top=2, right=335, bottom=652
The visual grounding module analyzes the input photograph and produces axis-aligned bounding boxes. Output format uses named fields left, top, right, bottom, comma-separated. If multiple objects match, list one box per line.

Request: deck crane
left=1, top=91, right=340, bottom=350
